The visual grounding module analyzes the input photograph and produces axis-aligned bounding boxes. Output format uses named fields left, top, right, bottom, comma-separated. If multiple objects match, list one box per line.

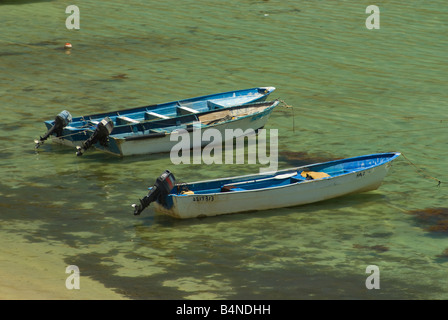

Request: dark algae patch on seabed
left=407, top=207, right=448, bottom=234
left=407, top=207, right=448, bottom=261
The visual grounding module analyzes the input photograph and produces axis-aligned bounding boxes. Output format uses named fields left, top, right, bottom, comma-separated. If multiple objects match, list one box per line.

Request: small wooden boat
left=86, top=100, right=279, bottom=156
left=132, top=152, right=401, bottom=219
left=37, top=100, right=279, bottom=156
left=35, top=87, right=275, bottom=150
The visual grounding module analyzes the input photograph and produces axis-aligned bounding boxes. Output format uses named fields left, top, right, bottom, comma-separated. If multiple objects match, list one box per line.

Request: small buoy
left=64, top=42, right=72, bottom=49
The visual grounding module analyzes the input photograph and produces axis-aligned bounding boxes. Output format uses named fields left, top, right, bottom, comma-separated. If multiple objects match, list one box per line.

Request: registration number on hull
left=193, top=195, right=215, bottom=202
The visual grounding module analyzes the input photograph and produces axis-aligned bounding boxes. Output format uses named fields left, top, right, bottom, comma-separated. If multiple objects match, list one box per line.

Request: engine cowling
left=132, top=170, right=176, bottom=215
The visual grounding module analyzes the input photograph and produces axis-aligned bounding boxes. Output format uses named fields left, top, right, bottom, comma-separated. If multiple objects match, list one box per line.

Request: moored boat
left=44, top=100, right=279, bottom=156
left=132, top=152, right=401, bottom=219
left=92, top=100, right=279, bottom=156
left=35, top=86, right=275, bottom=150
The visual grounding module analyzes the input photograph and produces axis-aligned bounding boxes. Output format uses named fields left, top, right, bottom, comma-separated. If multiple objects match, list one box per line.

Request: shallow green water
left=0, top=0, right=447, bottom=299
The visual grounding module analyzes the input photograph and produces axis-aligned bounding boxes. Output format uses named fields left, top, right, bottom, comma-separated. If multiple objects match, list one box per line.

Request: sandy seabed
left=0, top=234, right=127, bottom=300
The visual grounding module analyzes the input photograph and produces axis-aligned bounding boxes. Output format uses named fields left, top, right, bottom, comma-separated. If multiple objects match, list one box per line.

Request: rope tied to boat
left=279, top=99, right=295, bottom=133
left=400, top=152, right=442, bottom=187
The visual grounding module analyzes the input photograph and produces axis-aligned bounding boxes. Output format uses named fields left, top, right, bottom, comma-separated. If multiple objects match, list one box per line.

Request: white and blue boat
left=132, top=152, right=401, bottom=219
left=79, top=100, right=280, bottom=156
left=35, top=86, right=276, bottom=154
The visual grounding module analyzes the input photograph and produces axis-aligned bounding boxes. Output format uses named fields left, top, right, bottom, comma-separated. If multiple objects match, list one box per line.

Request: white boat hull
left=51, top=100, right=277, bottom=157
left=154, top=159, right=395, bottom=219
left=41, top=87, right=276, bottom=154
left=115, top=112, right=272, bottom=156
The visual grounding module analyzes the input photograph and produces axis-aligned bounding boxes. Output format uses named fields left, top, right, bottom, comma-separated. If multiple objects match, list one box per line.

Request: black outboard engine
left=76, top=117, right=114, bottom=156
left=35, top=110, right=72, bottom=148
left=132, top=170, right=176, bottom=215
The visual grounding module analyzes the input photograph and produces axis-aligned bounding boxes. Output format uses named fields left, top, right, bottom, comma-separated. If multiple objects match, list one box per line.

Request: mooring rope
left=277, top=100, right=447, bottom=139
left=277, top=100, right=444, bottom=187
left=279, top=99, right=295, bottom=133
left=289, top=99, right=448, bottom=124
left=400, top=152, right=442, bottom=187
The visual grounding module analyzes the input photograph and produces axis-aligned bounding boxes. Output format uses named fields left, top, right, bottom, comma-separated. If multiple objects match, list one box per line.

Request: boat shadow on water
left=136, top=192, right=387, bottom=229
left=56, top=143, right=340, bottom=164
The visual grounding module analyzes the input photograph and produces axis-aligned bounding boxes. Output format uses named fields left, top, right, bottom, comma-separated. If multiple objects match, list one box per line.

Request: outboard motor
left=132, top=170, right=176, bottom=215
left=76, top=117, right=114, bottom=156
left=35, top=110, right=72, bottom=148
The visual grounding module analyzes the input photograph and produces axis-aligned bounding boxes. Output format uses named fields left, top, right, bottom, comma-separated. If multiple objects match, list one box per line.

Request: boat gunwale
left=115, top=100, right=280, bottom=141
left=46, top=99, right=280, bottom=139
left=43, top=86, right=275, bottom=126
left=167, top=152, right=401, bottom=197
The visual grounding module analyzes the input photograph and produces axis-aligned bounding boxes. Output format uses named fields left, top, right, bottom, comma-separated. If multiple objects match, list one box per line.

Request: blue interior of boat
left=44, top=87, right=276, bottom=134
left=176, top=172, right=311, bottom=195
left=95, top=100, right=224, bottom=127
left=172, top=153, right=399, bottom=196
left=59, top=89, right=265, bottom=129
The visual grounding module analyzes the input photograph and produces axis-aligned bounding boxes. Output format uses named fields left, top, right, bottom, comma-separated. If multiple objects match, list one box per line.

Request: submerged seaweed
left=407, top=207, right=448, bottom=234
left=353, top=244, right=389, bottom=253
left=29, top=40, right=59, bottom=46
left=111, top=74, right=129, bottom=79
left=0, top=52, right=25, bottom=56
left=436, top=248, right=448, bottom=259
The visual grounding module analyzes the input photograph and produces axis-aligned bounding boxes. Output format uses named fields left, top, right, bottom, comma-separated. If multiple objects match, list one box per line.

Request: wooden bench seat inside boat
left=116, top=115, right=140, bottom=125
left=177, top=103, right=199, bottom=115
left=207, top=100, right=225, bottom=110
left=144, top=111, right=170, bottom=121
left=220, top=172, right=301, bottom=192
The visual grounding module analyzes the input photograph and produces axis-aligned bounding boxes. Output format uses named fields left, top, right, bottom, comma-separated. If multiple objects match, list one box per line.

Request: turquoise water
left=0, top=0, right=447, bottom=299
